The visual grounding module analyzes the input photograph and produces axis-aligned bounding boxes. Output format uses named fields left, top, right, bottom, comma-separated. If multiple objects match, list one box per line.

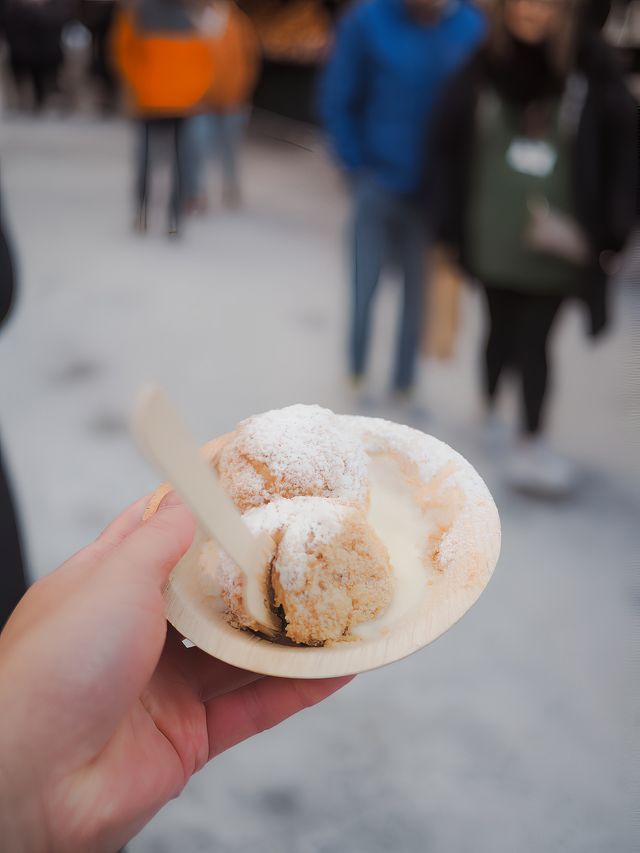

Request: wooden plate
left=146, top=433, right=501, bottom=679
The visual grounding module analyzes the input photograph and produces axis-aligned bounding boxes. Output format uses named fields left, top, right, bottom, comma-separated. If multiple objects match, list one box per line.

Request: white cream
left=245, top=568, right=273, bottom=630
left=200, top=533, right=275, bottom=629
left=352, top=454, right=431, bottom=640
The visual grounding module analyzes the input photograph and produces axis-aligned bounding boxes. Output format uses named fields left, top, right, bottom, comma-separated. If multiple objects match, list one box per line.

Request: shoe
left=133, top=207, right=147, bottom=234
left=184, top=195, right=208, bottom=215
left=347, top=373, right=378, bottom=414
left=481, top=410, right=510, bottom=452
left=507, top=437, right=576, bottom=498
left=390, top=387, right=428, bottom=426
left=222, top=184, right=242, bottom=209
left=350, top=372, right=365, bottom=390
left=167, top=214, right=180, bottom=238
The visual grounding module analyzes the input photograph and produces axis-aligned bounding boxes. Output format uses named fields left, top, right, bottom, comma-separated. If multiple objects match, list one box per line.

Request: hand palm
left=0, top=498, right=350, bottom=852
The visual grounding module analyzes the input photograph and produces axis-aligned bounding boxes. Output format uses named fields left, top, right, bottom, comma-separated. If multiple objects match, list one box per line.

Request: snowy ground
left=0, top=114, right=637, bottom=853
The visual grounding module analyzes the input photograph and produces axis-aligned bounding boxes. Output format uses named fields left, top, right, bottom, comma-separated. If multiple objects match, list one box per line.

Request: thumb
left=0, top=498, right=197, bottom=768
left=105, top=492, right=197, bottom=591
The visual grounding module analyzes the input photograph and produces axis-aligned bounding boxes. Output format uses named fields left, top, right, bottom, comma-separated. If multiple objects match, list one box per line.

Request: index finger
left=205, top=675, right=354, bottom=759
left=88, top=495, right=150, bottom=559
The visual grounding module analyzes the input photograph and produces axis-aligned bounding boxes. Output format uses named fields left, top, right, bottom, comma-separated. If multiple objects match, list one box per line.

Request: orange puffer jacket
left=112, top=4, right=215, bottom=116
left=202, top=5, right=260, bottom=111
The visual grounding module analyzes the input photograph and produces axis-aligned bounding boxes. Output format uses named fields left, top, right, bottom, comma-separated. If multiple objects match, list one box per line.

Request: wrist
left=0, top=742, right=48, bottom=852
left=0, top=663, right=49, bottom=852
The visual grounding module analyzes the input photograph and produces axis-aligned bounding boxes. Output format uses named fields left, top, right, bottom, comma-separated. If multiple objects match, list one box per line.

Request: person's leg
left=507, top=292, right=573, bottom=495
left=169, top=118, right=184, bottom=234
left=350, top=178, right=388, bottom=381
left=30, top=65, right=47, bottom=111
left=0, top=441, right=28, bottom=630
left=95, top=2, right=118, bottom=107
left=9, top=58, right=28, bottom=109
left=135, top=120, right=151, bottom=231
left=42, top=61, right=62, bottom=109
left=216, top=110, right=247, bottom=205
left=482, top=285, right=518, bottom=408
left=393, top=200, right=426, bottom=392
left=181, top=113, right=210, bottom=208
left=514, top=292, right=564, bottom=435
left=0, top=222, right=28, bottom=630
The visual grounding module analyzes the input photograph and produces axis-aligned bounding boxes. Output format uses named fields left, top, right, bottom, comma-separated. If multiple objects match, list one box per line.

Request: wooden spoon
left=132, top=386, right=279, bottom=636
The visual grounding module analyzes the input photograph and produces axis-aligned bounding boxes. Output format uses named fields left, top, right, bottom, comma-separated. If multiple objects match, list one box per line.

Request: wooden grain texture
left=145, top=433, right=501, bottom=679
left=142, top=438, right=222, bottom=520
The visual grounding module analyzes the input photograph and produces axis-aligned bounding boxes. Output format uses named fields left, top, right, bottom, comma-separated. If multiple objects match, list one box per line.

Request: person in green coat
left=429, top=0, right=636, bottom=496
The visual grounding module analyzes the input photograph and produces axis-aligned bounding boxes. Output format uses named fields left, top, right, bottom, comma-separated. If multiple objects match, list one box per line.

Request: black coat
left=0, top=207, right=15, bottom=328
left=428, top=32, right=637, bottom=335
left=0, top=193, right=27, bottom=626
left=3, top=0, right=71, bottom=67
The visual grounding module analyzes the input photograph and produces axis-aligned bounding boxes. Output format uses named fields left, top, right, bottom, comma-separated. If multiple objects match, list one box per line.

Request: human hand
left=0, top=494, right=352, bottom=853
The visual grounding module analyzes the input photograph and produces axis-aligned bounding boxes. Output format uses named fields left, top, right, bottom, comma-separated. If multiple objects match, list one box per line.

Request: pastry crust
left=217, top=497, right=393, bottom=645
left=271, top=503, right=393, bottom=645
left=213, top=404, right=369, bottom=512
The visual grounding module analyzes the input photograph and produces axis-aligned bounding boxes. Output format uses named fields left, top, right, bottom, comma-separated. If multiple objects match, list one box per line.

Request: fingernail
left=157, top=490, right=183, bottom=511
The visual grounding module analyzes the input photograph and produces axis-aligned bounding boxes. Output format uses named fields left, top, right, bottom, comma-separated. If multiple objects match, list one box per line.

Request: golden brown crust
left=214, top=407, right=369, bottom=513
left=271, top=508, right=393, bottom=646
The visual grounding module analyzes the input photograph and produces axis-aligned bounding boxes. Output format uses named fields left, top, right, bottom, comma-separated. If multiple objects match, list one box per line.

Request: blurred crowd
left=0, top=0, right=637, bottom=616
left=0, top=1, right=634, bottom=475
left=320, top=0, right=635, bottom=499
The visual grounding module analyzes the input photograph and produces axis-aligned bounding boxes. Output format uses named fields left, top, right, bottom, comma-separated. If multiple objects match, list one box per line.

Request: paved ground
left=0, top=115, right=637, bottom=853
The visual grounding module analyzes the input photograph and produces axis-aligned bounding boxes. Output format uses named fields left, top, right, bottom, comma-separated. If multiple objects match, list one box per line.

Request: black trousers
left=0, top=442, right=27, bottom=629
left=10, top=58, right=60, bottom=110
left=79, top=0, right=117, bottom=101
left=482, top=285, right=565, bottom=435
left=136, top=117, right=184, bottom=233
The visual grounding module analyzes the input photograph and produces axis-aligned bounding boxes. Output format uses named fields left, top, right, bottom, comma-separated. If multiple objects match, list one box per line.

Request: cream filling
left=352, top=453, right=431, bottom=640
left=243, top=530, right=278, bottom=633
left=199, top=531, right=277, bottom=631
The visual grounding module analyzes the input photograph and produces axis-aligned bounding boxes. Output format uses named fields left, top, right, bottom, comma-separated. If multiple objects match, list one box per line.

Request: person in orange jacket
left=112, top=0, right=215, bottom=234
left=181, top=0, right=260, bottom=212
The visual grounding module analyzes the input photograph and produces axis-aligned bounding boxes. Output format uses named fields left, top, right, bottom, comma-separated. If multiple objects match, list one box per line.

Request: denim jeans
left=182, top=110, right=248, bottom=199
left=351, top=175, right=426, bottom=391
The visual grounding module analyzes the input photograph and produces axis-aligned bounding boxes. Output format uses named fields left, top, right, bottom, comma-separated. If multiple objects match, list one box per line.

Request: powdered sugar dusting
left=218, top=496, right=351, bottom=594
left=437, top=493, right=501, bottom=582
left=220, top=405, right=368, bottom=507
left=341, top=414, right=499, bottom=577
left=341, top=415, right=463, bottom=485
left=275, top=498, right=350, bottom=591
left=221, top=458, right=266, bottom=505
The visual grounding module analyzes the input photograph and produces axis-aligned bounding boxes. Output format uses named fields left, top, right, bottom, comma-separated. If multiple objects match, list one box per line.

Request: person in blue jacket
left=320, top=0, right=485, bottom=398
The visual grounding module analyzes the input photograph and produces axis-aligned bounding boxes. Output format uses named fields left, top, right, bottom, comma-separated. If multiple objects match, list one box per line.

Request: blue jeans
left=351, top=176, right=426, bottom=391
left=182, top=110, right=247, bottom=199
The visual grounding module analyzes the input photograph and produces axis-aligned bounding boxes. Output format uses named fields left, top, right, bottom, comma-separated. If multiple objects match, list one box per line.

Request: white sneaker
left=507, top=437, right=576, bottom=498
left=348, top=374, right=379, bottom=414
left=481, top=410, right=510, bottom=452
left=390, top=388, right=429, bottom=426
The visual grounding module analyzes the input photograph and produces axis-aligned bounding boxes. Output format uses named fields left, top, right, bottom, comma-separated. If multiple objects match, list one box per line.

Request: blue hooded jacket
left=319, top=0, right=485, bottom=194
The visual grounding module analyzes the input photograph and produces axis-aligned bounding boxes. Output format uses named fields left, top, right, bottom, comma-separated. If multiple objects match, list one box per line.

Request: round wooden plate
left=145, top=433, right=501, bottom=679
